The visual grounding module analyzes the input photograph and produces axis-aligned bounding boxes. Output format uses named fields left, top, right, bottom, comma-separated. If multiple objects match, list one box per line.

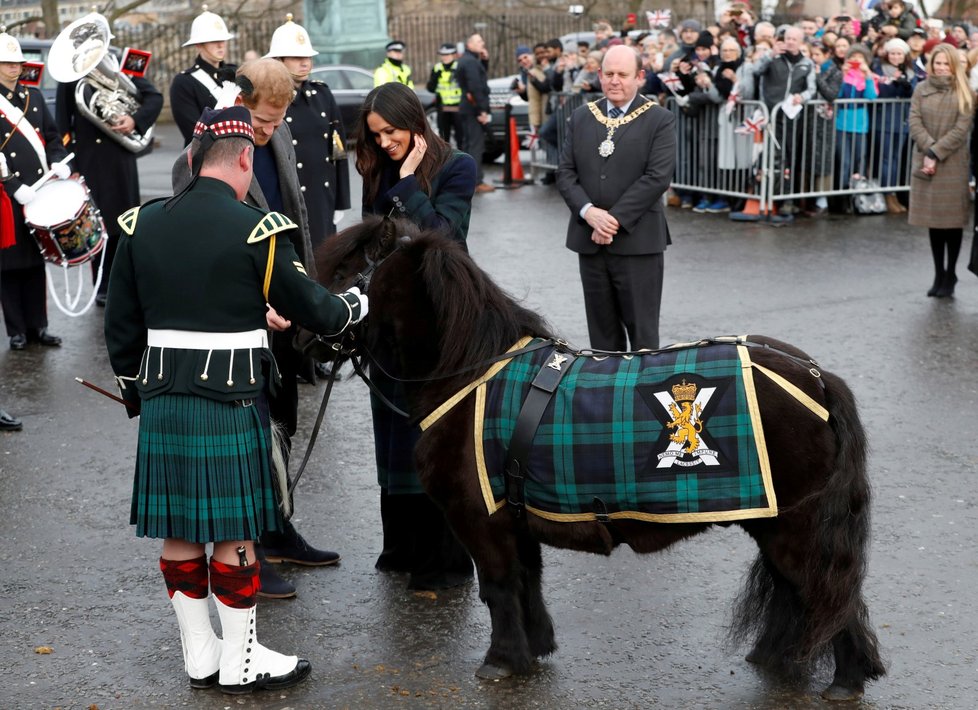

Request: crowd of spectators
left=522, top=2, right=978, bottom=220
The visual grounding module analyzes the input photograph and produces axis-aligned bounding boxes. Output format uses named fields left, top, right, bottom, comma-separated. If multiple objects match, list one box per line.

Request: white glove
left=342, top=286, right=369, bottom=324
left=333, top=210, right=346, bottom=226
left=12, top=184, right=36, bottom=205
left=51, top=160, right=71, bottom=180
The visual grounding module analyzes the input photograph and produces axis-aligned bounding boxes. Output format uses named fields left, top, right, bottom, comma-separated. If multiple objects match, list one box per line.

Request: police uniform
left=426, top=44, right=462, bottom=143
left=286, top=83, right=350, bottom=248
left=374, top=41, right=413, bottom=87
left=170, top=56, right=238, bottom=145
left=0, top=43, right=69, bottom=345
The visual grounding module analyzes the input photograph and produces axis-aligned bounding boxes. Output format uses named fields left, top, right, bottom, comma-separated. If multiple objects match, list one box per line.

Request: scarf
left=714, top=58, right=743, bottom=99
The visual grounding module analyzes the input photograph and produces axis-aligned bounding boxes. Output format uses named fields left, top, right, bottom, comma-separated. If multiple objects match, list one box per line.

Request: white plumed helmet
left=183, top=6, right=235, bottom=47
left=0, top=29, right=25, bottom=63
left=265, top=14, right=318, bottom=58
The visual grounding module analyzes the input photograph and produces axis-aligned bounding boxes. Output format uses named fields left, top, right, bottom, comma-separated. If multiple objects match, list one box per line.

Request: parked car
left=308, top=64, right=435, bottom=142
left=16, top=38, right=56, bottom=110
left=485, top=74, right=529, bottom=162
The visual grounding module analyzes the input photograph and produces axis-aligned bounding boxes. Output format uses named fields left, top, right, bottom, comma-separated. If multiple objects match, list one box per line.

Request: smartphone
left=847, top=60, right=860, bottom=70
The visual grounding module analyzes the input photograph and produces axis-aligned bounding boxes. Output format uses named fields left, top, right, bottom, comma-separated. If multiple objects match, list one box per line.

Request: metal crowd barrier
left=532, top=93, right=914, bottom=209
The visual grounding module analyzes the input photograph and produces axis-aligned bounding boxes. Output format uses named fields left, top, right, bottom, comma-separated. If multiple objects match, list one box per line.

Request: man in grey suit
left=171, top=59, right=337, bottom=599
left=556, top=45, right=676, bottom=351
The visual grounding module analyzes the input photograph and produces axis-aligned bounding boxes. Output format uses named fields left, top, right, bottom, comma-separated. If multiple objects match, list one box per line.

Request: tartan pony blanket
left=421, top=337, right=829, bottom=524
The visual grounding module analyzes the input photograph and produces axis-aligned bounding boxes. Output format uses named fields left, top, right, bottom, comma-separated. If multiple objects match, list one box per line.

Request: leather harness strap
left=504, top=345, right=577, bottom=517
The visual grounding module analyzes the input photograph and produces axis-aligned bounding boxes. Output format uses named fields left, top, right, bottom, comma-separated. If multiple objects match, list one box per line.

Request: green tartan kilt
left=130, top=394, right=282, bottom=543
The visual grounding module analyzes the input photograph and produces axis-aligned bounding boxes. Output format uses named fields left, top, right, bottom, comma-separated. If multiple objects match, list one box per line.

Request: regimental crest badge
left=641, top=374, right=730, bottom=469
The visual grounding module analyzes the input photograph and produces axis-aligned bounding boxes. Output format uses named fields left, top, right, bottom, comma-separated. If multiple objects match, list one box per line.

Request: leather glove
left=340, top=286, right=369, bottom=324
left=51, top=160, right=71, bottom=180
left=12, top=184, right=36, bottom=205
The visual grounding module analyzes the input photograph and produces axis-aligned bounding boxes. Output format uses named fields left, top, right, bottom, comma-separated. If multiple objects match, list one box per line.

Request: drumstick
left=31, top=151, right=75, bottom=190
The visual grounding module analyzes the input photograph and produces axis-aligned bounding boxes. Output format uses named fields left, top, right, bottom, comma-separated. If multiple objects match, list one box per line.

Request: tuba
left=47, top=12, right=153, bottom=153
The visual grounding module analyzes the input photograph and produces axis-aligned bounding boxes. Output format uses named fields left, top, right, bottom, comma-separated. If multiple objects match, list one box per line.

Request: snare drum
left=23, top=177, right=107, bottom=267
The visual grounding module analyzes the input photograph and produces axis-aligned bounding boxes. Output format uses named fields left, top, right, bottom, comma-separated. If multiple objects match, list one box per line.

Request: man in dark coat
left=0, top=32, right=69, bottom=349
left=455, top=32, right=494, bottom=192
left=169, top=7, right=237, bottom=146
left=171, top=58, right=337, bottom=599
left=265, top=16, right=350, bottom=252
left=56, top=65, right=162, bottom=307
left=556, top=45, right=677, bottom=351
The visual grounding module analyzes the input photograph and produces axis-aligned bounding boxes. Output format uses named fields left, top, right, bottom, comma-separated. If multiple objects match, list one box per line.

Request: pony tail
left=802, top=372, right=885, bottom=676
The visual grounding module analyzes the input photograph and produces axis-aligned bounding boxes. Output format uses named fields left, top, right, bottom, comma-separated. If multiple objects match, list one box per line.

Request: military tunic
left=104, top=177, right=361, bottom=542
left=169, top=56, right=238, bottom=146
left=286, top=79, right=350, bottom=249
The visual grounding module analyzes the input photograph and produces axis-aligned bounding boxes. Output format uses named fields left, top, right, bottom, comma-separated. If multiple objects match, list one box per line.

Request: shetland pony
left=315, top=217, right=885, bottom=700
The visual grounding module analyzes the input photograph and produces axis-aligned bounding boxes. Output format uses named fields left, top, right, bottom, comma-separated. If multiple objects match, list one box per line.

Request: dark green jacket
left=105, top=177, right=359, bottom=412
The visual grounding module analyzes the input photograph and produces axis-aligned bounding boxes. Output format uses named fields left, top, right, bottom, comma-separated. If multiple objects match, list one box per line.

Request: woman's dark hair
left=354, top=82, right=454, bottom=206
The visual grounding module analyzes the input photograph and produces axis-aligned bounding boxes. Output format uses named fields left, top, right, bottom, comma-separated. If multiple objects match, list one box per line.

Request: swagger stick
left=74, top=377, right=139, bottom=412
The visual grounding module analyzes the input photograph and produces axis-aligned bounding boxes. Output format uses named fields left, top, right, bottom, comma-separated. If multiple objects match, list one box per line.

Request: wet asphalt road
left=1, top=122, right=977, bottom=709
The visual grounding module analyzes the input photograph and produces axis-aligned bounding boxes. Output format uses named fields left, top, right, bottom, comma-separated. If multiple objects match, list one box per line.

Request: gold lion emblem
left=666, top=379, right=703, bottom=454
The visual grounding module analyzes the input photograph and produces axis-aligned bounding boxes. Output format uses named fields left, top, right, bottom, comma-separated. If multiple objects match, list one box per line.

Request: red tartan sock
left=209, top=558, right=260, bottom=609
left=159, top=555, right=209, bottom=600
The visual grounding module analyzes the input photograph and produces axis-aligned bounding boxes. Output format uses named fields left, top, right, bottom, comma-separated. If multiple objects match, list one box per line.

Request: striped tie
left=609, top=106, right=623, bottom=119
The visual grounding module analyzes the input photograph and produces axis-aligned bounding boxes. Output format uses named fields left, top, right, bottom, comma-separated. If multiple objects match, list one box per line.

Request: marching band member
left=104, top=105, right=367, bottom=694
left=0, top=29, right=68, bottom=350
left=55, top=19, right=162, bottom=308
left=170, top=5, right=237, bottom=146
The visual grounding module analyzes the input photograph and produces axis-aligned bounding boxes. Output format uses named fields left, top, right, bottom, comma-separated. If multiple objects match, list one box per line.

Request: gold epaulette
left=118, top=206, right=140, bottom=236
left=247, top=212, right=297, bottom=243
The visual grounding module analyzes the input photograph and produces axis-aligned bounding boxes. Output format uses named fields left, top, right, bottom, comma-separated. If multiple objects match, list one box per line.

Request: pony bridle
left=353, top=234, right=411, bottom=293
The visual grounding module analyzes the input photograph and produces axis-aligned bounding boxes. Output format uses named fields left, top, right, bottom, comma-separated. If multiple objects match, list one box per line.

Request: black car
left=308, top=64, right=435, bottom=142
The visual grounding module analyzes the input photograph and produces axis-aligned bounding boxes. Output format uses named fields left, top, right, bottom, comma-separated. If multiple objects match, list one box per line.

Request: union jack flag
left=646, top=9, right=672, bottom=28
left=657, top=72, right=682, bottom=92
left=735, top=110, right=767, bottom=136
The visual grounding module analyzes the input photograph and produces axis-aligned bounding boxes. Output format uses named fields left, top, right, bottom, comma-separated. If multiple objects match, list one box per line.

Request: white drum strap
left=0, top=92, right=49, bottom=172
left=190, top=69, right=222, bottom=102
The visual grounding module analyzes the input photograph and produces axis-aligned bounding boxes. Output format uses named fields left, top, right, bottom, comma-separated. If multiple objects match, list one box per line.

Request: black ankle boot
left=927, top=270, right=945, bottom=297
left=935, top=272, right=957, bottom=298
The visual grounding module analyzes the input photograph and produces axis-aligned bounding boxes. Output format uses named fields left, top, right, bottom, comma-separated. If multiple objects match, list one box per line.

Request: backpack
left=851, top=175, right=886, bottom=214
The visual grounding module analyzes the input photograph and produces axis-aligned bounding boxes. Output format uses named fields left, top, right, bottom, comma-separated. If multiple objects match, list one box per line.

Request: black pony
left=315, top=216, right=886, bottom=701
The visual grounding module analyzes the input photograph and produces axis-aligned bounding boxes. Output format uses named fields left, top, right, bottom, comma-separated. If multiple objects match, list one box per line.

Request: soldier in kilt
left=104, top=106, right=367, bottom=693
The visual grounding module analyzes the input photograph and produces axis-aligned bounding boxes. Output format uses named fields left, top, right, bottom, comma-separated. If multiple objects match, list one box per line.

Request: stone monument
left=305, top=0, right=389, bottom=67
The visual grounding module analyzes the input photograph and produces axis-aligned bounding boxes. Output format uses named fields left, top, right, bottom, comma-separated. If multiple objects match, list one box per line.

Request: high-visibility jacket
left=373, top=58, right=413, bottom=88
left=431, top=61, right=461, bottom=106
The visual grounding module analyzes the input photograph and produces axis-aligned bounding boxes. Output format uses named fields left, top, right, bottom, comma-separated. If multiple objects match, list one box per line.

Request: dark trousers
left=1, top=266, right=48, bottom=336
left=436, top=108, right=460, bottom=144
left=458, top=112, right=485, bottom=183
left=578, top=250, right=663, bottom=351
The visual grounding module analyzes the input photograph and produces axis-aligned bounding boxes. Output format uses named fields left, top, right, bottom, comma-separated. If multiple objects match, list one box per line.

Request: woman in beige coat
left=908, top=43, right=975, bottom=298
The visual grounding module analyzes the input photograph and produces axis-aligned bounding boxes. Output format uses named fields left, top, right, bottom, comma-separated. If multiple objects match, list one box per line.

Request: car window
left=344, top=69, right=374, bottom=91
left=312, top=69, right=347, bottom=89
left=20, top=47, right=58, bottom=92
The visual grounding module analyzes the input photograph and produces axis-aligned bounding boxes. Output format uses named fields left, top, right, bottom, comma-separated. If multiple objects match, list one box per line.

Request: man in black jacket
left=455, top=32, right=494, bottom=192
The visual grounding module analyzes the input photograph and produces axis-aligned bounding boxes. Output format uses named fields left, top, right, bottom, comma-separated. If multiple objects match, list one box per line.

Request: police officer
left=0, top=29, right=69, bottom=350
left=266, top=14, right=350, bottom=252
left=426, top=42, right=462, bottom=143
left=170, top=6, right=237, bottom=146
left=374, top=40, right=413, bottom=87
left=105, top=105, right=367, bottom=693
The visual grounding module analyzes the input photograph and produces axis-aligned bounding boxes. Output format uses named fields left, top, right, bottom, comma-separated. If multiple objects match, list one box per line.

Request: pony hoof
left=476, top=662, right=513, bottom=680
left=821, top=683, right=864, bottom=702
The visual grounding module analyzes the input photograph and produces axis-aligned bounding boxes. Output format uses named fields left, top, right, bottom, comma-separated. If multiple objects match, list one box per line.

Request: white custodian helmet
left=266, top=14, right=318, bottom=58
left=0, top=29, right=26, bottom=63
left=182, top=6, right=235, bottom=47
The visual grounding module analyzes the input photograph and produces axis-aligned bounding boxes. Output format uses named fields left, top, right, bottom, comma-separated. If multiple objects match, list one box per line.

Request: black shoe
left=540, top=172, right=556, bottom=185
left=95, top=293, right=107, bottom=307
left=219, top=659, right=311, bottom=694
left=262, top=525, right=340, bottom=566
left=29, top=329, right=62, bottom=347
left=927, top=271, right=945, bottom=297
left=257, top=560, right=297, bottom=599
left=935, top=272, right=957, bottom=298
left=0, top=409, right=22, bottom=431
left=9, top=334, right=26, bottom=350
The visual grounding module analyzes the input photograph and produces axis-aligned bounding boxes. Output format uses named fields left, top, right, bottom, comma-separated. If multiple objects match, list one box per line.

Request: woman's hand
left=399, top=133, right=427, bottom=178
left=922, top=155, right=937, bottom=176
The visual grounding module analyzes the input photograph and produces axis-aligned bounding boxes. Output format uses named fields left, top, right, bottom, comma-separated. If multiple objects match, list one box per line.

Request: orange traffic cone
left=509, top=116, right=525, bottom=182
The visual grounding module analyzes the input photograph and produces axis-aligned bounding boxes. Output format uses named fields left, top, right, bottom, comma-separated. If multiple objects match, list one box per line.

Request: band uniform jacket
left=287, top=79, right=350, bottom=249
left=556, top=96, right=677, bottom=255
left=171, top=122, right=315, bottom=278
left=0, top=84, right=69, bottom=271
left=170, top=56, right=238, bottom=146
left=56, top=76, right=163, bottom=232
left=104, top=177, right=358, bottom=414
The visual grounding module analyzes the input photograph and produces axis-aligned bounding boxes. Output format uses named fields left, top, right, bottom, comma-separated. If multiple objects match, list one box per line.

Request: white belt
left=147, top=329, right=268, bottom=350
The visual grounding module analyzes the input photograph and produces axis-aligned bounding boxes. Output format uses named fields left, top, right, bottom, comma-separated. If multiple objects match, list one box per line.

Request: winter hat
left=515, top=44, right=531, bottom=59
left=695, top=30, right=715, bottom=49
left=921, top=37, right=943, bottom=57
left=679, top=19, right=703, bottom=33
